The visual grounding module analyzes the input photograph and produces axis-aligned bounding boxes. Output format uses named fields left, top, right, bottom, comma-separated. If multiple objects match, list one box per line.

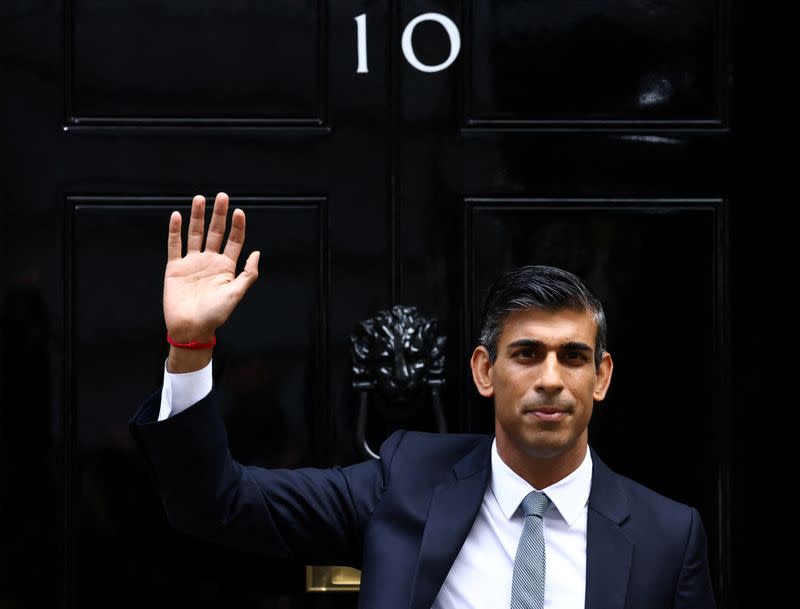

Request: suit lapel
left=585, top=450, right=633, bottom=609
left=408, top=436, right=492, bottom=609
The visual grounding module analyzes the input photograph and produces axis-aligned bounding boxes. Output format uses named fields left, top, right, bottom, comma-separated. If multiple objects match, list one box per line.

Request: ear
left=593, top=351, right=613, bottom=401
left=470, top=345, right=495, bottom=398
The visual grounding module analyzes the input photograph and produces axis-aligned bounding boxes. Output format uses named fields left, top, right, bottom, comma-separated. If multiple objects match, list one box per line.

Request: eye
left=563, top=351, right=588, bottom=364
left=515, top=349, right=534, bottom=358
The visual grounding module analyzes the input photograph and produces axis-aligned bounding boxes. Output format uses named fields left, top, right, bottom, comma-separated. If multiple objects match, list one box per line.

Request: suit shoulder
left=393, top=430, right=490, bottom=457
left=617, top=473, right=693, bottom=512
left=377, top=430, right=491, bottom=483
left=612, top=471, right=700, bottom=536
left=400, top=430, right=490, bottom=445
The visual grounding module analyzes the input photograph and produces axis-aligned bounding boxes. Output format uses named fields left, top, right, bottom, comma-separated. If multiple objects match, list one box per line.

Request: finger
left=222, top=208, right=246, bottom=263
left=204, top=192, right=229, bottom=253
left=186, top=195, right=206, bottom=252
left=167, top=211, right=182, bottom=261
left=231, top=250, right=260, bottom=297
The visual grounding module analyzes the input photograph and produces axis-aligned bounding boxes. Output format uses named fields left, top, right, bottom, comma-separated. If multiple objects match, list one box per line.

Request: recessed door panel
left=69, top=0, right=324, bottom=123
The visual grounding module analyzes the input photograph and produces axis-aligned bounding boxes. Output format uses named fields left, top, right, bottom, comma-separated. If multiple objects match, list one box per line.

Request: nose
left=535, top=352, right=564, bottom=394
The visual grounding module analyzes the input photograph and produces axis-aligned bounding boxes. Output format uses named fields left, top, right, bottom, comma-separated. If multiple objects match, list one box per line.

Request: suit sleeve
left=672, top=507, right=717, bottom=609
left=129, top=387, right=404, bottom=567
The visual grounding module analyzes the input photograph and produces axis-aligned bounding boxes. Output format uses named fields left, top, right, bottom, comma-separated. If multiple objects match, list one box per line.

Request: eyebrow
left=505, top=339, right=593, bottom=353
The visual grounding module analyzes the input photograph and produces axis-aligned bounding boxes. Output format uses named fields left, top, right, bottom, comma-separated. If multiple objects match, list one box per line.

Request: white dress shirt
left=160, top=361, right=591, bottom=609
left=157, top=358, right=213, bottom=422
left=432, top=440, right=590, bottom=609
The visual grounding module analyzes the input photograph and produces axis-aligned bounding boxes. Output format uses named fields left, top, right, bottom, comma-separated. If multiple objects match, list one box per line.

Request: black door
left=0, top=1, right=790, bottom=607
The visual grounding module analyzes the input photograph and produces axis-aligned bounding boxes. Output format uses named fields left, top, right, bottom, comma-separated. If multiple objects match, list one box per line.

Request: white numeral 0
left=355, top=12, right=461, bottom=75
left=401, top=13, right=461, bottom=73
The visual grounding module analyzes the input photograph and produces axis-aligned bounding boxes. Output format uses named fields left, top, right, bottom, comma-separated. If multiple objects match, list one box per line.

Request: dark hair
left=478, top=265, right=607, bottom=369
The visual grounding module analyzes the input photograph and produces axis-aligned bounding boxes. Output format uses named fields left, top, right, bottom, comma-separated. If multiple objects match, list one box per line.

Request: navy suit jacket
left=130, top=388, right=716, bottom=609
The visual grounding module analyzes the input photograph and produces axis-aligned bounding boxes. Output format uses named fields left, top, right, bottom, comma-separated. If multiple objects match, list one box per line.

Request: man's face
left=470, top=307, right=613, bottom=468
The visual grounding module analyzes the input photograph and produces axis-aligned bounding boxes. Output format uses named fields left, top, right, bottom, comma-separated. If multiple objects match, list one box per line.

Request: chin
left=520, top=426, right=586, bottom=455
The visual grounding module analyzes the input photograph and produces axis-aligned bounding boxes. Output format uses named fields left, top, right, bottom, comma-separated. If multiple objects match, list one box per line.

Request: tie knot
left=520, top=490, right=550, bottom=518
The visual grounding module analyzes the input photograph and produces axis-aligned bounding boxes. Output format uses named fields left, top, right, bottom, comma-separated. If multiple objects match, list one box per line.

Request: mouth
left=522, top=406, right=570, bottom=422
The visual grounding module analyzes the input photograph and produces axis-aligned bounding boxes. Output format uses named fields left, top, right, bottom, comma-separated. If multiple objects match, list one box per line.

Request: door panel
left=70, top=0, right=325, bottom=123
left=73, top=199, right=325, bottom=465
left=71, top=198, right=334, bottom=606
left=464, top=200, right=721, bottom=510
left=466, top=0, right=723, bottom=124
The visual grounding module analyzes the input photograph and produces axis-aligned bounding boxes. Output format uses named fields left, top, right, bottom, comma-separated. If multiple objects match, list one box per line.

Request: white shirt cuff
left=158, top=357, right=214, bottom=421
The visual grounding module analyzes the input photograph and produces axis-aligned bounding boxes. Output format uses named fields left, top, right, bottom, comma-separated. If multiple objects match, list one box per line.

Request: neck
left=495, top=436, right=588, bottom=489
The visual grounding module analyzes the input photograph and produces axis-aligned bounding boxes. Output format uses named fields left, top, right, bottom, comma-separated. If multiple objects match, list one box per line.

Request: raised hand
left=163, top=193, right=259, bottom=371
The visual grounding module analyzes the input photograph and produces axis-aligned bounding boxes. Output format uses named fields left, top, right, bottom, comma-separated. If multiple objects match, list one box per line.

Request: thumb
left=232, top=250, right=260, bottom=296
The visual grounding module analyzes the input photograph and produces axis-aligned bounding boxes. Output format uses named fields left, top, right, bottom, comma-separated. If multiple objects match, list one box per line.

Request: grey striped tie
left=510, top=490, right=551, bottom=609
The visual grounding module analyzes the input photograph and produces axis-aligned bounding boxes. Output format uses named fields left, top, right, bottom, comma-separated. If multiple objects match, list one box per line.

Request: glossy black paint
left=70, top=1, right=324, bottom=123
left=0, top=0, right=792, bottom=607
left=465, top=0, right=723, bottom=125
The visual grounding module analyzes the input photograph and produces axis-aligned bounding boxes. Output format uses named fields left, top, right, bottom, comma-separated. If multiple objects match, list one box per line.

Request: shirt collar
left=490, top=438, right=592, bottom=527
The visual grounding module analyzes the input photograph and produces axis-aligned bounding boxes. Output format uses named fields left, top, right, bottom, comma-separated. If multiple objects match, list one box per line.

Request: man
left=130, top=193, right=717, bottom=609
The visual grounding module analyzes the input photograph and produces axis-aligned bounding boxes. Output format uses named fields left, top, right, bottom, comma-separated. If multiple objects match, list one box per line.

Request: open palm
left=163, top=193, right=259, bottom=342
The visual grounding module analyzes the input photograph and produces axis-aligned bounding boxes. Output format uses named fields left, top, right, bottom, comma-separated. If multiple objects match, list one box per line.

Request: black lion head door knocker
left=350, top=305, right=447, bottom=459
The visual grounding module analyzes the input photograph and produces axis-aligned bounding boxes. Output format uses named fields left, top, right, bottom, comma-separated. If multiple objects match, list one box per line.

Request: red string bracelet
left=166, top=332, right=216, bottom=350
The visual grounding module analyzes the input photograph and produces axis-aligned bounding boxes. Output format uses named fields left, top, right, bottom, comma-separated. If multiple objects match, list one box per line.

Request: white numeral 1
left=355, top=13, right=368, bottom=73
